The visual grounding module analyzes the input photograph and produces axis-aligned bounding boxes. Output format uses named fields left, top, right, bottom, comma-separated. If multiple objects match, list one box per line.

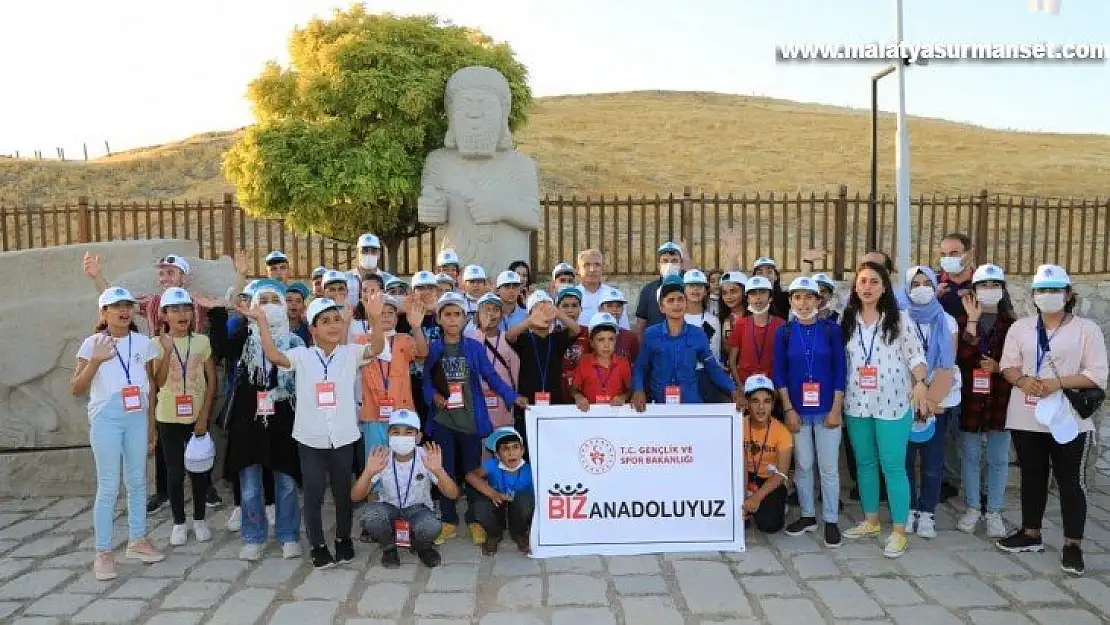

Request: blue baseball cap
left=286, top=282, right=311, bottom=300
left=656, top=274, right=685, bottom=302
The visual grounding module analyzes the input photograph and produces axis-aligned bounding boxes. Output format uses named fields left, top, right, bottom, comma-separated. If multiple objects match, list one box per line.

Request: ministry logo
left=579, top=437, right=616, bottom=474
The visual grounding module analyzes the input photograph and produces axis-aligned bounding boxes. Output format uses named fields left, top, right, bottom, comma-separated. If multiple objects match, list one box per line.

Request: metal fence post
left=222, top=193, right=236, bottom=257
left=833, top=185, right=849, bottom=280
left=974, top=188, right=989, bottom=262
left=77, top=196, right=91, bottom=243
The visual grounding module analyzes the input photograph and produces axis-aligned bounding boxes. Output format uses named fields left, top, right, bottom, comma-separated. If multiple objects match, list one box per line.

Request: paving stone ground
left=4, top=470, right=1110, bottom=624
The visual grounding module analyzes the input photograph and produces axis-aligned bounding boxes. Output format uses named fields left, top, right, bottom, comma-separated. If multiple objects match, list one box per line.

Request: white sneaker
left=193, top=519, right=212, bottom=543
left=916, top=512, right=937, bottom=539
left=227, top=507, right=241, bottom=532
left=957, top=508, right=982, bottom=533
left=905, top=510, right=919, bottom=535
left=282, top=542, right=303, bottom=560
left=239, top=543, right=264, bottom=561
left=266, top=504, right=276, bottom=527
left=170, top=523, right=189, bottom=546
left=984, top=512, right=1008, bottom=538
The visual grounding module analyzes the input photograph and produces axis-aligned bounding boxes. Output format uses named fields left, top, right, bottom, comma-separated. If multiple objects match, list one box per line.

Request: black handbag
left=1047, top=357, right=1106, bottom=420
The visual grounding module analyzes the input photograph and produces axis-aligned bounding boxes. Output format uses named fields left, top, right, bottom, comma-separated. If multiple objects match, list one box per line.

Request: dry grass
left=2, top=91, right=1108, bottom=205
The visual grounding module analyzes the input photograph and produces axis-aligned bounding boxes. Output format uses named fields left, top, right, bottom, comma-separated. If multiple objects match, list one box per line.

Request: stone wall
left=0, top=240, right=238, bottom=496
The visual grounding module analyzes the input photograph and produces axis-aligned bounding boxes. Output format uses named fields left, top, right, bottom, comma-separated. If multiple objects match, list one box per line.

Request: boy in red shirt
left=571, top=312, right=632, bottom=409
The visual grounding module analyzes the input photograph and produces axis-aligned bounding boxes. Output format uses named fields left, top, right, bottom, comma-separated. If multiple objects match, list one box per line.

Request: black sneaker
left=1061, top=544, right=1085, bottom=576
left=784, top=517, right=818, bottom=536
left=823, top=522, right=842, bottom=548
left=996, top=530, right=1045, bottom=553
left=146, top=494, right=167, bottom=514
left=311, top=545, right=336, bottom=569
left=205, top=488, right=224, bottom=509
left=334, top=538, right=355, bottom=563
left=380, top=547, right=401, bottom=569
left=416, top=547, right=442, bottom=568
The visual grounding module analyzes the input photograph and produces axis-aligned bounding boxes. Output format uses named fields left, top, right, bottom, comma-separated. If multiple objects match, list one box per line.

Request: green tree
left=223, top=7, right=531, bottom=270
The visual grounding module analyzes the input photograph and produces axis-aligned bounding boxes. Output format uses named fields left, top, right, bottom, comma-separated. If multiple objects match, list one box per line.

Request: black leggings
left=1012, top=429, right=1092, bottom=540
left=157, top=422, right=211, bottom=524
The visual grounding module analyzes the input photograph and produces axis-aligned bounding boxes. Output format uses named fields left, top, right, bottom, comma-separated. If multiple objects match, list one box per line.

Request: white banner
left=525, top=404, right=745, bottom=558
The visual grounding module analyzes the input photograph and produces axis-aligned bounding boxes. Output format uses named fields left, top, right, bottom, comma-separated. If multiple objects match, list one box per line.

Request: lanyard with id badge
left=1027, top=316, right=1065, bottom=407
left=746, top=421, right=771, bottom=496
left=114, top=332, right=144, bottom=413
left=856, top=323, right=880, bottom=392
left=392, top=458, right=417, bottom=547
left=256, top=358, right=276, bottom=416
left=530, top=332, right=553, bottom=406
left=664, top=339, right=683, bottom=404
left=315, top=349, right=338, bottom=409
left=972, top=322, right=995, bottom=395
left=797, top=322, right=822, bottom=408
left=172, top=337, right=194, bottom=418
left=377, top=338, right=395, bottom=421
left=594, top=363, right=616, bottom=403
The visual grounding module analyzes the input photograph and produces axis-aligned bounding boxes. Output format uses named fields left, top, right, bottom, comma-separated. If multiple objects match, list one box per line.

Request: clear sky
left=1, top=0, right=1105, bottom=158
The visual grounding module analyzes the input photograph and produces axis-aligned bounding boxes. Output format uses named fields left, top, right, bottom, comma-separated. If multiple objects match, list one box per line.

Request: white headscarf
left=242, top=285, right=302, bottom=407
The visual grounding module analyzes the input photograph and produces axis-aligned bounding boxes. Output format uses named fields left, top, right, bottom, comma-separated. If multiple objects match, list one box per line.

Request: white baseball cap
left=437, top=249, right=460, bottom=266
left=160, top=287, right=193, bottom=307
left=183, top=434, right=215, bottom=473
left=322, top=270, right=349, bottom=287
left=743, top=374, right=775, bottom=396
left=551, top=262, right=576, bottom=280
left=657, top=241, right=683, bottom=256
left=526, top=290, right=554, bottom=312
left=388, top=408, right=422, bottom=431
left=745, top=276, right=773, bottom=291
left=436, top=272, right=456, bottom=285
left=588, top=311, right=620, bottom=334
left=599, top=287, right=627, bottom=305
left=478, top=292, right=503, bottom=308
left=1032, top=264, right=1070, bottom=289
left=721, top=271, right=748, bottom=286
left=307, top=297, right=341, bottom=325
left=436, top=291, right=467, bottom=314
left=683, top=269, right=708, bottom=285
left=972, top=264, right=1006, bottom=285
left=157, top=254, right=191, bottom=275
left=357, top=233, right=381, bottom=249
left=310, top=266, right=328, bottom=280
left=812, top=273, right=836, bottom=290
left=411, top=271, right=437, bottom=288
left=98, top=286, right=137, bottom=307
left=264, top=251, right=288, bottom=265
left=496, top=270, right=523, bottom=288
left=787, top=276, right=820, bottom=294
left=752, top=257, right=778, bottom=272
left=384, top=275, right=405, bottom=290
left=463, top=265, right=487, bottom=282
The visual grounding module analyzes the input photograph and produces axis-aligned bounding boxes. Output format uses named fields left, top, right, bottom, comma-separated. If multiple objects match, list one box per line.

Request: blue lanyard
left=392, top=457, right=416, bottom=508
left=1035, top=315, right=1066, bottom=375
left=795, top=320, right=819, bottom=381
left=172, top=336, right=191, bottom=395
left=529, top=332, right=553, bottom=391
left=113, top=332, right=133, bottom=384
left=316, top=349, right=337, bottom=381
left=669, top=329, right=684, bottom=384
left=857, top=322, right=879, bottom=366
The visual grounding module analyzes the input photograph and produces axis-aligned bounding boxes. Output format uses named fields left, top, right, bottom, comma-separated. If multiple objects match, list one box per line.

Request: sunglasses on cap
left=160, top=255, right=179, bottom=265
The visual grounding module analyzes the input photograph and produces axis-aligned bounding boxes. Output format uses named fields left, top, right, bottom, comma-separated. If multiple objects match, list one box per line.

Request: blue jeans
left=240, top=465, right=300, bottom=545
left=793, top=422, right=841, bottom=523
left=961, top=430, right=1011, bottom=513
left=907, top=406, right=956, bottom=515
left=90, top=395, right=149, bottom=552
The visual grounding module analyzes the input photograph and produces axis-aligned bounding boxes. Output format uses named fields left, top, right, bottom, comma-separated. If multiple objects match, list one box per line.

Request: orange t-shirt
left=359, top=334, right=418, bottom=423
left=744, top=418, right=792, bottom=479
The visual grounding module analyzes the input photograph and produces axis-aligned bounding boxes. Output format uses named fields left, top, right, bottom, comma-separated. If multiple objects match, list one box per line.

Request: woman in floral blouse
left=839, top=262, right=929, bottom=559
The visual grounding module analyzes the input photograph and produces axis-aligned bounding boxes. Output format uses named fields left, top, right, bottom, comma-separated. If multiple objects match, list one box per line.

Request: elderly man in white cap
left=344, top=233, right=385, bottom=297
left=575, top=249, right=630, bottom=330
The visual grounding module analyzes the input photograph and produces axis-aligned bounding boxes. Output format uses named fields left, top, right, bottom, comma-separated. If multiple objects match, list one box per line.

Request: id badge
left=378, top=397, right=394, bottom=421
left=972, top=369, right=991, bottom=395
left=393, top=518, right=411, bottom=548
left=121, top=385, right=143, bottom=413
left=316, top=381, right=337, bottom=408
left=174, top=394, right=194, bottom=417
left=1024, top=393, right=1039, bottom=408
left=665, top=385, right=681, bottom=405
left=484, top=391, right=499, bottom=409
left=502, top=490, right=515, bottom=502
left=595, top=394, right=612, bottom=403
left=446, top=383, right=464, bottom=409
left=534, top=392, right=551, bottom=406
left=802, top=382, right=821, bottom=407
left=256, top=391, right=275, bottom=416
left=857, top=366, right=879, bottom=391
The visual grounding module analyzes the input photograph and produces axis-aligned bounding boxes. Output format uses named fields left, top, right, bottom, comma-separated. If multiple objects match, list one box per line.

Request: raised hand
left=366, top=446, right=390, bottom=475
left=89, top=334, right=117, bottom=363
left=83, top=252, right=103, bottom=279
left=405, top=294, right=425, bottom=325
left=962, top=292, right=981, bottom=320
left=158, top=331, right=175, bottom=353
left=364, top=292, right=385, bottom=320
left=575, top=395, right=590, bottom=413
left=190, top=293, right=222, bottom=310
left=423, top=442, right=444, bottom=472
left=244, top=304, right=266, bottom=323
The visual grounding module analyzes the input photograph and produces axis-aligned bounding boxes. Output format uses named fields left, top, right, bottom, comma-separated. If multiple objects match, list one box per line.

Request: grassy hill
left=2, top=91, right=1109, bottom=205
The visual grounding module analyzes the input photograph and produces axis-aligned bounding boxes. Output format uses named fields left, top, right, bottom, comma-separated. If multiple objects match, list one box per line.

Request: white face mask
left=1034, top=292, right=1066, bottom=313
left=359, top=253, right=379, bottom=270
left=388, top=435, right=416, bottom=455
left=659, top=262, right=681, bottom=277
left=498, top=459, right=525, bottom=472
left=262, top=303, right=286, bottom=328
left=939, top=255, right=965, bottom=274
left=976, top=288, right=1004, bottom=307
left=793, top=309, right=818, bottom=321
left=748, top=303, right=770, bottom=315
left=909, top=286, right=936, bottom=305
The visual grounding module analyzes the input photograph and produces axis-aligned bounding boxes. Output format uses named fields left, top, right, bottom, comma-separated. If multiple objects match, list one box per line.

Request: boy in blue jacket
left=632, top=275, right=743, bottom=411
left=423, top=292, right=528, bottom=546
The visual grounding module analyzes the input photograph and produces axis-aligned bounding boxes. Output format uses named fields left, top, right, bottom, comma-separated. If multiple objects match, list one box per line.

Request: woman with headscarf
left=221, top=279, right=305, bottom=562
left=902, top=266, right=959, bottom=540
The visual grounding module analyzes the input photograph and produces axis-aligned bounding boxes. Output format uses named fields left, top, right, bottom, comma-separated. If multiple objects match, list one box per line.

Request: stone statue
left=418, top=66, right=540, bottom=272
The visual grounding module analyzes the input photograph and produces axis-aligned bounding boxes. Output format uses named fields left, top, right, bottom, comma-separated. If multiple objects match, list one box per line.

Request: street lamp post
left=894, top=0, right=911, bottom=282
left=869, top=65, right=897, bottom=253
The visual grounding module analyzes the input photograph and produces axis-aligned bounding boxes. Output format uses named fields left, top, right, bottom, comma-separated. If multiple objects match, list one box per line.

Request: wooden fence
left=2, top=188, right=1109, bottom=277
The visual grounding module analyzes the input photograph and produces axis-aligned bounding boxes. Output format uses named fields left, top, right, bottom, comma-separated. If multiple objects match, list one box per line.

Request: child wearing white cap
left=570, top=313, right=632, bottom=409
left=506, top=290, right=582, bottom=417
left=152, top=288, right=217, bottom=547
left=463, top=293, right=521, bottom=430
left=244, top=294, right=387, bottom=569
left=351, top=410, right=458, bottom=568
left=465, top=426, right=534, bottom=555
left=436, top=248, right=462, bottom=283
left=461, top=265, right=489, bottom=321
left=265, top=251, right=291, bottom=283
left=71, top=287, right=166, bottom=581
left=742, top=375, right=794, bottom=534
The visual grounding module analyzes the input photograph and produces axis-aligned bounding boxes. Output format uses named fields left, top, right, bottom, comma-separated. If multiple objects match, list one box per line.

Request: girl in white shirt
left=70, top=288, right=166, bottom=582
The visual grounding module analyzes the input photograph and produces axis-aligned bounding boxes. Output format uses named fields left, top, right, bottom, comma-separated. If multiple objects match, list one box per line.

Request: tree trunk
left=383, top=237, right=403, bottom=274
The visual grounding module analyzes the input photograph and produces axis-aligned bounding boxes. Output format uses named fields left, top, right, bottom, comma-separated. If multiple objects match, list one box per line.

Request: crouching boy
left=466, top=427, right=534, bottom=556
left=351, top=409, right=459, bottom=569
left=742, top=375, right=793, bottom=534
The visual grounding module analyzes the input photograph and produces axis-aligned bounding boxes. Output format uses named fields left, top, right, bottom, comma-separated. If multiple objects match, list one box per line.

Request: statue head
left=444, top=66, right=513, bottom=157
